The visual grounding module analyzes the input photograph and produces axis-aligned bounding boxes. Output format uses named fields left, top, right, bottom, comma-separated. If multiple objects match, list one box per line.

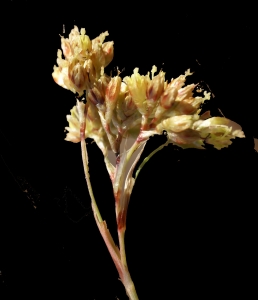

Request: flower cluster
left=52, top=26, right=113, bottom=96
left=53, top=27, right=244, bottom=154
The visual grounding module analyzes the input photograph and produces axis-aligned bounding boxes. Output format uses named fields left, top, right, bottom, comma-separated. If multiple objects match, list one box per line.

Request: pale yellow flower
left=62, top=26, right=91, bottom=61
left=193, top=117, right=245, bottom=149
left=123, top=68, right=150, bottom=115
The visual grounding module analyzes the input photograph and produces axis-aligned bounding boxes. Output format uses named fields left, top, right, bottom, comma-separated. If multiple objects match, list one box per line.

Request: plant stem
left=135, top=139, right=169, bottom=180
left=80, top=137, right=103, bottom=222
left=123, top=270, right=139, bottom=300
left=118, top=230, right=139, bottom=299
left=113, top=139, right=147, bottom=300
left=118, top=231, right=139, bottom=300
left=118, top=229, right=127, bottom=268
left=80, top=121, right=125, bottom=277
left=77, top=101, right=122, bottom=277
left=78, top=101, right=140, bottom=299
left=126, top=140, right=142, bottom=162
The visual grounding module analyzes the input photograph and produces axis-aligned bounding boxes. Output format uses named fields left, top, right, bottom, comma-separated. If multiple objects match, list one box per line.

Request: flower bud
left=88, top=86, right=105, bottom=106
left=174, top=99, right=196, bottom=115
left=156, top=114, right=199, bottom=133
left=83, top=59, right=97, bottom=85
left=91, top=46, right=106, bottom=74
left=123, top=94, right=137, bottom=117
left=91, top=31, right=110, bottom=73
left=99, top=73, right=111, bottom=91
left=102, top=41, right=114, bottom=67
left=193, top=117, right=230, bottom=131
left=106, top=76, right=121, bottom=102
left=176, top=84, right=196, bottom=101
left=68, top=60, right=88, bottom=96
left=105, top=76, right=121, bottom=124
left=116, top=83, right=136, bottom=122
left=159, top=82, right=178, bottom=109
left=167, top=129, right=204, bottom=149
left=61, top=37, right=73, bottom=59
left=146, top=69, right=165, bottom=101
left=123, top=68, right=150, bottom=115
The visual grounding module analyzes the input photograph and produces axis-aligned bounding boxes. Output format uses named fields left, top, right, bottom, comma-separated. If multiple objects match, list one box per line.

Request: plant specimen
left=52, top=26, right=245, bottom=299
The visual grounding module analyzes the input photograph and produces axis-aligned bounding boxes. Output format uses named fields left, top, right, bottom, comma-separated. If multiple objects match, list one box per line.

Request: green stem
left=126, top=139, right=143, bottom=162
left=135, top=139, right=169, bottom=181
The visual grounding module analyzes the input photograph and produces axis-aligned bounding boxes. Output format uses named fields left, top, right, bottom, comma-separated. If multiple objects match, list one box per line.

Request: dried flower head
left=53, top=27, right=245, bottom=153
left=52, top=26, right=114, bottom=96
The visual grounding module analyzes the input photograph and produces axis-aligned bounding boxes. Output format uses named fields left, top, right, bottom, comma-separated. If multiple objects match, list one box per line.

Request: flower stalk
left=77, top=99, right=139, bottom=299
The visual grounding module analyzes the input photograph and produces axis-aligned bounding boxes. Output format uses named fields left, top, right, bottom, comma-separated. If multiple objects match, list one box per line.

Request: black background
left=1, top=1, right=257, bottom=299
